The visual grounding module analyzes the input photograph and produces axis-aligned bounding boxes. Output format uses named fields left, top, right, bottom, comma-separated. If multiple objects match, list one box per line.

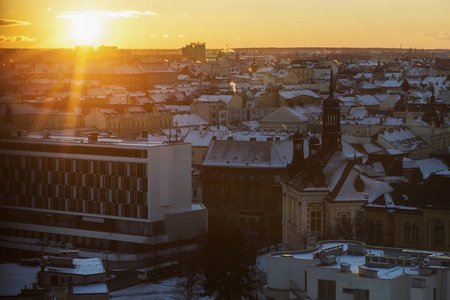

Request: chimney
left=88, top=133, right=98, bottom=143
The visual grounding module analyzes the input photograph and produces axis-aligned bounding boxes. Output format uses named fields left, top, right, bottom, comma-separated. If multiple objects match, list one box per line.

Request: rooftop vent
left=359, top=266, right=378, bottom=278
left=348, top=244, right=367, bottom=256
left=340, top=262, right=351, bottom=273
left=320, top=255, right=337, bottom=266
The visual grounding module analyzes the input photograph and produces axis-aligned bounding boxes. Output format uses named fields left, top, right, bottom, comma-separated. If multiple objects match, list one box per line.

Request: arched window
left=405, top=223, right=411, bottom=240
left=369, top=219, right=375, bottom=236
left=413, top=223, right=420, bottom=241
left=434, top=221, right=445, bottom=243
left=376, top=220, right=383, bottom=237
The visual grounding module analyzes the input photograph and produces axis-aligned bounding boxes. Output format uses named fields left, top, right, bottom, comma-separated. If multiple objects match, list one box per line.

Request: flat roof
left=270, top=241, right=443, bottom=280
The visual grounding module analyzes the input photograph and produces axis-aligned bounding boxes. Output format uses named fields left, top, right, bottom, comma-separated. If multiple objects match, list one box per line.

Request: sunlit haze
left=0, top=0, right=449, bottom=49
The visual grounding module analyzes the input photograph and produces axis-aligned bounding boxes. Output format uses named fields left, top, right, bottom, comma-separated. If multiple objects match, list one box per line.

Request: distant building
left=264, top=240, right=450, bottom=300
left=96, top=45, right=120, bottom=59
left=182, top=42, right=206, bottom=62
left=0, top=136, right=208, bottom=270
left=139, top=62, right=178, bottom=87
left=190, top=94, right=243, bottom=125
left=84, top=106, right=173, bottom=138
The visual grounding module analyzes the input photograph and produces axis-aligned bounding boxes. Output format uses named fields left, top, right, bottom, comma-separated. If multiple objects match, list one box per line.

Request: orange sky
left=0, top=0, right=449, bottom=49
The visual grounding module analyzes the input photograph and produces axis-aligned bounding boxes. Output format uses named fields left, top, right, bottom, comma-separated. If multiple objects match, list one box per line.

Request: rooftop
left=270, top=241, right=445, bottom=280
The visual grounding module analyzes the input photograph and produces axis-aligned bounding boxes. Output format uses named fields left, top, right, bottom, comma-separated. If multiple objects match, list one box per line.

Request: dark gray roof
left=203, top=140, right=292, bottom=168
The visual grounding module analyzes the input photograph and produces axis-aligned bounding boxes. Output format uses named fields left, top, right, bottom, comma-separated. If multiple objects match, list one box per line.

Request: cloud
left=178, top=34, right=184, bottom=38
left=0, top=35, right=35, bottom=43
left=421, top=32, right=439, bottom=38
left=421, top=31, right=450, bottom=40
left=57, top=10, right=157, bottom=19
left=0, top=19, right=30, bottom=27
left=163, top=34, right=169, bottom=38
left=438, top=33, right=450, bottom=41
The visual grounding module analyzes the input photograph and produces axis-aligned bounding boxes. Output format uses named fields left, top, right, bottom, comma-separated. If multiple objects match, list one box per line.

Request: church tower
left=321, top=70, right=341, bottom=153
left=288, top=131, right=306, bottom=177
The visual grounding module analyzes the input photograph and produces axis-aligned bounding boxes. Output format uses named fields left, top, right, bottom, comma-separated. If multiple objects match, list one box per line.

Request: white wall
left=147, top=143, right=192, bottom=222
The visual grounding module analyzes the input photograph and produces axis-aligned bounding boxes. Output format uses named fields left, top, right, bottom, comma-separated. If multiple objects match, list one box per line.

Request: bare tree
left=175, top=272, right=203, bottom=300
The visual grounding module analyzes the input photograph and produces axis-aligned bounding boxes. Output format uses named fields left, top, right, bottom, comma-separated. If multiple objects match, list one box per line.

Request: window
left=50, top=275, right=59, bottom=286
left=274, top=174, right=281, bottom=182
left=405, top=223, right=411, bottom=240
left=318, top=279, right=335, bottom=300
left=434, top=221, right=445, bottom=243
left=354, top=289, right=369, bottom=300
left=368, top=219, right=375, bottom=236
left=376, top=220, right=383, bottom=237
left=413, top=223, right=420, bottom=240
left=311, top=211, right=321, bottom=232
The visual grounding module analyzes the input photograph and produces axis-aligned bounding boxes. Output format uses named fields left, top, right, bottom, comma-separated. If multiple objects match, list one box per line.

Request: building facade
left=264, top=241, right=450, bottom=300
left=0, top=137, right=207, bottom=269
left=202, top=139, right=292, bottom=246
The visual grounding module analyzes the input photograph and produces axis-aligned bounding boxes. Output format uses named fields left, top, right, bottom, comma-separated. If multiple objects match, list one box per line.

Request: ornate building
left=281, top=71, right=450, bottom=252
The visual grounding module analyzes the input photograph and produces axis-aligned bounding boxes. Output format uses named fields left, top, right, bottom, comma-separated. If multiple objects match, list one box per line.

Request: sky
left=0, top=0, right=449, bottom=49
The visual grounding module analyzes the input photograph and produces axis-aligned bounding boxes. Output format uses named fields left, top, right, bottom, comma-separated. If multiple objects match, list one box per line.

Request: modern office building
left=264, top=240, right=450, bottom=300
left=0, top=134, right=208, bottom=269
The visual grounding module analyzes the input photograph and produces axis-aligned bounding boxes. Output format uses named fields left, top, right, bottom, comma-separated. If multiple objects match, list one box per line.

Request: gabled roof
left=197, top=94, right=234, bottom=104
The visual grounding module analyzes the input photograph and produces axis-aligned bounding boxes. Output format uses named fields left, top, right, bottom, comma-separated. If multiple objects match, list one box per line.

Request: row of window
left=209, top=187, right=266, bottom=198
left=2, top=180, right=147, bottom=203
left=3, top=171, right=148, bottom=192
left=1, top=208, right=161, bottom=236
left=2, top=155, right=147, bottom=177
left=205, top=172, right=281, bottom=183
left=109, top=118, right=171, bottom=129
left=1, top=195, right=148, bottom=219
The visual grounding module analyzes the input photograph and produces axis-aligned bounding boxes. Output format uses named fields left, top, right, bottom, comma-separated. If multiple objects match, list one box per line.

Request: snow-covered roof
left=379, top=128, right=429, bottom=153
left=197, top=94, right=234, bottom=104
left=73, top=283, right=109, bottom=295
left=173, top=113, right=208, bottom=127
left=415, top=157, right=449, bottom=179
left=282, top=105, right=322, bottom=122
left=356, top=95, right=381, bottom=106
left=380, top=80, right=402, bottom=88
left=354, top=73, right=373, bottom=79
left=203, top=140, right=292, bottom=168
left=279, top=90, right=320, bottom=99
left=44, top=258, right=105, bottom=276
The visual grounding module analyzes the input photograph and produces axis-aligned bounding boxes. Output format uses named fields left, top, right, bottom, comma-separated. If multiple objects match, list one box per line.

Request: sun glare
left=69, top=17, right=102, bottom=45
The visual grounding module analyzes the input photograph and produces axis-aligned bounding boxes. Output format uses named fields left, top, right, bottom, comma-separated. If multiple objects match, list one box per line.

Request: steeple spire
left=329, top=69, right=334, bottom=97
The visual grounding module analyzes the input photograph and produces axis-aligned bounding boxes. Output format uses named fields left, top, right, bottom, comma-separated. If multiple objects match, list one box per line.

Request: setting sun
left=69, top=17, right=102, bottom=45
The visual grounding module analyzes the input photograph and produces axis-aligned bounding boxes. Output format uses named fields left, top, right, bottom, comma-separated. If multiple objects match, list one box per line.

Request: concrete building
left=0, top=135, right=208, bottom=270
left=264, top=240, right=450, bottom=300
left=182, top=42, right=206, bottom=62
